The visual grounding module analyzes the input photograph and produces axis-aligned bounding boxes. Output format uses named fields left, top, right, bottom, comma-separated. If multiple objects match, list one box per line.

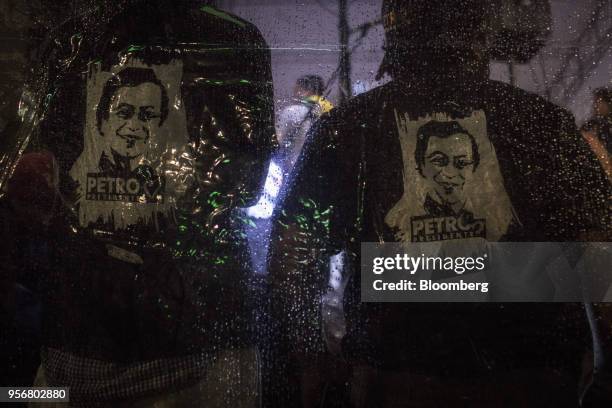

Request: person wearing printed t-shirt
left=267, top=0, right=611, bottom=406
left=1, top=1, right=274, bottom=407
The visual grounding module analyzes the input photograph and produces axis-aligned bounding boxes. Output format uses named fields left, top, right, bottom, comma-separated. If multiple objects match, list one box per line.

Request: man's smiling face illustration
left=101, top=82, right=163, bottom=160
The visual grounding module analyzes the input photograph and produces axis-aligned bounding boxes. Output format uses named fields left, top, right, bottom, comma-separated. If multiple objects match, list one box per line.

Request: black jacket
left=269, top=76, right=611, bottom=375
left=2, top=1, right=275, bottom=363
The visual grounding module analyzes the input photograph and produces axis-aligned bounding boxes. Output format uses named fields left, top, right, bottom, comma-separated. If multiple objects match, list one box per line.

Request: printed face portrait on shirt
left=388, top=110, right=514, bottom=243
left=71, top=60, right=190, bottom=230
left=415, top=121, right=480, bottom=215
left=96, top=67, right=169, bottom=165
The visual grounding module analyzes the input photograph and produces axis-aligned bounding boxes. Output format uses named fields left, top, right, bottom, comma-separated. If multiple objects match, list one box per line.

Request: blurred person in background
left=244, top=75, right=334, bottom=276
left=277, top=75, right=334, bottom=172
left=245, top=75, right=332, bottom=221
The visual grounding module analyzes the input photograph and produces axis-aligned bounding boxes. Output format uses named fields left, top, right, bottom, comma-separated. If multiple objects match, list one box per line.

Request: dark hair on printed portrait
left=415, top=120, right=480, bottom=176
left=96, top=67, right=169, bottom=134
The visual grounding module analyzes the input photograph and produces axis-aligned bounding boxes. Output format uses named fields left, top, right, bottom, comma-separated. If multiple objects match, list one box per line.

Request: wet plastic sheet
left=1, top=1, right=274, bottom=403
left=1, top=1, right=612, bottom=407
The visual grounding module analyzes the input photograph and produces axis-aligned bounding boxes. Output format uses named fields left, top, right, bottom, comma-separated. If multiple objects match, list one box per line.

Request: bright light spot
left=329, top=252, right=345, bottom=291
left=244, top=161, right=284, bottom=219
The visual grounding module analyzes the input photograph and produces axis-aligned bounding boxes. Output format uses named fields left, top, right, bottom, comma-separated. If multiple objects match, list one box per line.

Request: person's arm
left=0, top=151, right=58, bottom=324
left=582, top=128, right=612, bottom=184
left=268, top=111, right=355, bottom=357
left=554, top=116, right=612, bottom=406
left=5, top=151, right=59, bottom=226
left=549, top=110, right=611, bottom=239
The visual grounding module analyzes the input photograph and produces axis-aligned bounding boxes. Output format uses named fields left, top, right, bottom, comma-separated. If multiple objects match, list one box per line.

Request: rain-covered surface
left=0, top=1, right=611, bottom=407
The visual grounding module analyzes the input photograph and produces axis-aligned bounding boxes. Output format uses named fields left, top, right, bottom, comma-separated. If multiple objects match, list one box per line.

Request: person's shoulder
left=306, top=86, right=386, bottom=151
left=485, top=80, right=575, bottom=125
left=280, top=103, right=308, bottom=114
left=279, top=103, right=310, bottom=122
left=306, top=83, right=398, bottom=152
left=321, top=83, right=392, bottom=126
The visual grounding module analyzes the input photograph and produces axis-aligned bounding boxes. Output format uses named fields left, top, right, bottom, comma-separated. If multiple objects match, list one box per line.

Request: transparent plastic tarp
left=0, top=1, right=611, bottom=407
